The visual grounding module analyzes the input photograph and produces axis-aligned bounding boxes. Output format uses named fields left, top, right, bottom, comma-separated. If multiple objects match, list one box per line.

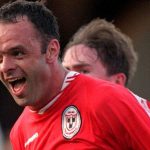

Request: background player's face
left=63, top=44, right=111, bottom=80
left=0, top=17, right=53, bottom=110
left=63, top=44, right=126, bottom=85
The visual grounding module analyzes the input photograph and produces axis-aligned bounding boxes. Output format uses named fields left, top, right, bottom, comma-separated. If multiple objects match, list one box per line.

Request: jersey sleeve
left=10, top=124, right=25, bottom=150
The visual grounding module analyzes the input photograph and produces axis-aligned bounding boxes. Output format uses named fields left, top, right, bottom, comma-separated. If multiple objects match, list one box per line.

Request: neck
left=29, top=63, right=68, bottom=111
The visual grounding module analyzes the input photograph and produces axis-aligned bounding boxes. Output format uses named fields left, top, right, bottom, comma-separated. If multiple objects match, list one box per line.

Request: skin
left=0, top=16, right=67, bottom=111
left=63, top=44, right=126, bottom=85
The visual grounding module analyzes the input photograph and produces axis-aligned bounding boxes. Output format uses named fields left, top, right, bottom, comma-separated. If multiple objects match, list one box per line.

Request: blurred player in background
left=62, top=18, right=150, bottom=116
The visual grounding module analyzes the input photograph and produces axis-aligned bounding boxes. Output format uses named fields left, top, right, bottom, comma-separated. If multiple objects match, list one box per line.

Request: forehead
left=0, top=16, right=39, bottom=51
left=0, top=16, right=37, bottom=40
left=64, top=44, right=98, bottom=63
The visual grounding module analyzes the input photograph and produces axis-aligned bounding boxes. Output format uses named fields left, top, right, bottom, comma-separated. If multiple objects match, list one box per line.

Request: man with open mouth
left=0, top=1, right=150, bottom=150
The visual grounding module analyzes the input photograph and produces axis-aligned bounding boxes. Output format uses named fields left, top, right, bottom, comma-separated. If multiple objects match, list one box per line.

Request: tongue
left=13, top=81, right=23, bottom=92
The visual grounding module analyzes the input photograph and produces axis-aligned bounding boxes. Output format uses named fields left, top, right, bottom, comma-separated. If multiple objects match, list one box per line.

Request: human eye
left=11, top=49, right=25, bottom=58
left=79, top=69, right=90, bottom=74
left=65, top=67, right=71, bottom=71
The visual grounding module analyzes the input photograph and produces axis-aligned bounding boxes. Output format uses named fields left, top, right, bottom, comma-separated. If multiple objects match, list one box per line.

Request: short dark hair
left=63, top=18, right=138, bottom=85
left=0, top=0, right=60, bottom=53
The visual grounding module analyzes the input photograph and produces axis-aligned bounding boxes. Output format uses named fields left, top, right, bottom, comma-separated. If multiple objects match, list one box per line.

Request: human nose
left=0, top=56, right=16, bottom=73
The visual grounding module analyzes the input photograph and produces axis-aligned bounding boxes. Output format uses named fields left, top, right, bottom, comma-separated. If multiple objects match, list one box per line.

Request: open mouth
left=9, top=77, right=26, bottom=94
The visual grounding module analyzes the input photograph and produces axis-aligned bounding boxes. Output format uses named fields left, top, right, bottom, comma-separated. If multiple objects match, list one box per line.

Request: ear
left=110, top=73, right=127, bottom=86
left=45, top=39, right=60, bottom=63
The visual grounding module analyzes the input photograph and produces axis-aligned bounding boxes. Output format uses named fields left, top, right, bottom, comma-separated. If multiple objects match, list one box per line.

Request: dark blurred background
left=0, top=0, right=150, bottom=146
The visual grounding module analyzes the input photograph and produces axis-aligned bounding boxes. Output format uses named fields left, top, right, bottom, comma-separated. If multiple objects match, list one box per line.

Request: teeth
left=8, top=77, right=23, bottom=82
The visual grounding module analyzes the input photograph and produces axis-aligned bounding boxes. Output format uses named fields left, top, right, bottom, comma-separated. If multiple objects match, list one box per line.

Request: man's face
left=63, top=44, right=112, bottom=80
left=0, top=17, right=52, bottom=110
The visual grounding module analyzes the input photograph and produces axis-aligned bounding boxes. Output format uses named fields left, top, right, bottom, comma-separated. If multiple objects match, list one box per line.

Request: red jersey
left=10, top=72, right=150, bottom=150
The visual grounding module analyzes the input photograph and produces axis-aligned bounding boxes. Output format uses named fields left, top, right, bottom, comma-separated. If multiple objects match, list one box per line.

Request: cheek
left=35, top=64, right=50, bottom=83
left=90, top=69, right=108, bottom=80
left=26, top=58, right=47, bottom=74
left=25, top=63, right=48, bottom=89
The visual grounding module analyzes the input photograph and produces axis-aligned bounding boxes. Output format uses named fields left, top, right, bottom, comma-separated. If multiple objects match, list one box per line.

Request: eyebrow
left=0, top=44, right=25, bottom=53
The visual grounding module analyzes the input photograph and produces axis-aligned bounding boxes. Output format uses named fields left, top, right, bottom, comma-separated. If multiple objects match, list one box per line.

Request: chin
left=14, top=98, right=29, bottom=107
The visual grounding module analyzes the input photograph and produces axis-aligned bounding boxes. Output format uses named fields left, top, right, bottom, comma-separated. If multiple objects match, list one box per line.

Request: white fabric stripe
left=129, top=90, right=150, bottom=117
left=61, top=71, right=79, bottom=91
left=132, top=93, right=150, bottom=117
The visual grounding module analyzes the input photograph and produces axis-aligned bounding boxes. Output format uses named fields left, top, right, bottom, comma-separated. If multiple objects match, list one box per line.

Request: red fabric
left=10, top=74, right=150, bottom=150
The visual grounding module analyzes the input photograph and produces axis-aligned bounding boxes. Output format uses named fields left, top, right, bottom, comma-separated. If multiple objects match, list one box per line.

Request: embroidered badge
left=62, top=106, right=81, bottom=139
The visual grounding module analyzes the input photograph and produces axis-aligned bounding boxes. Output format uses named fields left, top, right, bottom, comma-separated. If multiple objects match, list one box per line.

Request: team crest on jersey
left=62, top=106, right=81, bottom=139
